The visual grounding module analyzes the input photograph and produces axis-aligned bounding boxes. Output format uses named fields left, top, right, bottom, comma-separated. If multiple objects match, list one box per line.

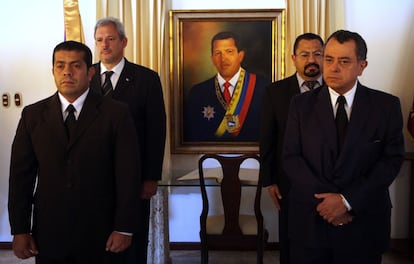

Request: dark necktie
left=336, top=95, right=348, bottom=150
left=304, top=80, right=318, bottom=90
left=223, top=81, right=231, bottom=104
left=65, top=104, right=76, bottom=139
left=102, top=71, right=114, bottom=96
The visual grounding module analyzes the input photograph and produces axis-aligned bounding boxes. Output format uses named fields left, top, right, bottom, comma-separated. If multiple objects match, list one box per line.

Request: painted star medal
left=202, top=105, right=215, bottom=120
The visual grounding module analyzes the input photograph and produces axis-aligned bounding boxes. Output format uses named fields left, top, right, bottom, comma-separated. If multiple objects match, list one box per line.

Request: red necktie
left=223, top=81, right=231, bottom=104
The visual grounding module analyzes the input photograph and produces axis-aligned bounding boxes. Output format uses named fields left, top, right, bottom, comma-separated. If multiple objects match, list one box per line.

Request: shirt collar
left=217, top=67, right=242, bottom=89
left=100, top=57, right=125, bottom=76
left=328, top=81, right=357, bottom=118
left=296, top=73, right=323, bottom=92
left=328, top=81, right=357, bottom=108
left=58, top=88, right=89, bottom=120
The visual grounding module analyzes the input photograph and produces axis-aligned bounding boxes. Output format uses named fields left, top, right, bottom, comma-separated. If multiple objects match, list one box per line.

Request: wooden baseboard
left=1, top=241, right=278, bottom=251
left=169, top=242, right=279, bottom=251
left=0, top=242, right=12, bottom=250
left=389, top=239, right=414, bottom=259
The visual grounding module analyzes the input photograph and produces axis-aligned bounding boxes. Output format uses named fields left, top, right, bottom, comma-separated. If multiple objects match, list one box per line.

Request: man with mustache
left=184, top=31, right=270, bottom=142
left=90, top=17, right=166, bottom=264
left=260, top=33, right=324, bottom=264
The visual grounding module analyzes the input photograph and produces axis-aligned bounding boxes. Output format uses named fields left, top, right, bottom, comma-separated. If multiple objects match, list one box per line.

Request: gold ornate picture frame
left=170, top=9, right=285, bottom=154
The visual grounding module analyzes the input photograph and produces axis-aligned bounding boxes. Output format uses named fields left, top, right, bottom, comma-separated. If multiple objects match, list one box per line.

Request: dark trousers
left=122, top=199, right=151, bottom=264
left=279, top=198, right=289, bottom=264
left=290, top=240, right=382, bottom=264
left=36, top=251, right=122, bottom=264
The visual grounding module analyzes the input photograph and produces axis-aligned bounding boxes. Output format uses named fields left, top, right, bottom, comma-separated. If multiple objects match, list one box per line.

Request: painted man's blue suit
left=184, top=71, right=269, bottom=142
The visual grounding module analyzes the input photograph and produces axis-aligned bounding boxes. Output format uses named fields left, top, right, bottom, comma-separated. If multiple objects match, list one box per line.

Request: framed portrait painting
left=170, top=9, right=285, bottom=153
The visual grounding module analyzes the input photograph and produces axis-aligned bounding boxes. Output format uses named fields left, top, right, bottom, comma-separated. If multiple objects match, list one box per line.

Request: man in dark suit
left=260, top=33, right=324, bottom=264
left=90, top=17, right=166, bottom=264
left=184, top=31, right=270, bottom=142
left=8, top=41, right=141, bottom=263
left=283, top=30, right=405, bottom=263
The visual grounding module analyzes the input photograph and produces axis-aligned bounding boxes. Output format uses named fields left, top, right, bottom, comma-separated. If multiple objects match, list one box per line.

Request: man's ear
left=88, top=66, right=96, bottom=81
left=358, top=60, right=368, bottom=76
left=238, top=50, right=245, bottom=61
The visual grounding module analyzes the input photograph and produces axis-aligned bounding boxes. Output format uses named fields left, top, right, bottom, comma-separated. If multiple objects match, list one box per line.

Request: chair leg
left=257, top=234, right=264, bottom=264
left=201, top=245, right=208, bottom=264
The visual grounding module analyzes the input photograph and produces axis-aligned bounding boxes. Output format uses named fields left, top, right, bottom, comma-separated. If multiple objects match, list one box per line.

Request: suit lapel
left=113, top=60, right=134, bottom=98
left=44, top=93, right=69, bottom=146
left=287, top=75, right=301, bottom=96
left=314, top=86, right=338, bottom=154
left=91, top=59, right=135, bottom=99
left=340, top=83, right=370, bottom=158
left=67, top=90, right=101, bottom=149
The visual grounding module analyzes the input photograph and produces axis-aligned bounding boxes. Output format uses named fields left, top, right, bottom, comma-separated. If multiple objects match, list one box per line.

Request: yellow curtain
left=63, top=0, right=85, bottom=42
left=96, top=0, right=171, bottom=180
left=286, top=0, right=345, bottom=75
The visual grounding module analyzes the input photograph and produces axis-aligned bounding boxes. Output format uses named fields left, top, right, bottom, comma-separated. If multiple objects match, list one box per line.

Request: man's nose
left=63, top=69, right=73, bottom=76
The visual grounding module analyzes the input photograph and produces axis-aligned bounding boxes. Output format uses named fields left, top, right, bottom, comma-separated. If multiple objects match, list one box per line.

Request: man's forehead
left=325, top=40, right=356, bottom=56
left=297, top=40, right=323, bottom=50
left=55, top=50, right=83, bottom=56
left=54, top=51, right=84, bottom=63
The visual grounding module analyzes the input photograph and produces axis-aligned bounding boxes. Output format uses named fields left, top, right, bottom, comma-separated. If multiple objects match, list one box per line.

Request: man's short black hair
left=211, top=31, right=243, bottom=54
left=53, top=41, right=93, bottom=68
left=293, top=33, right=324, bottom=55
left=326, top=30, right=367, bottom=61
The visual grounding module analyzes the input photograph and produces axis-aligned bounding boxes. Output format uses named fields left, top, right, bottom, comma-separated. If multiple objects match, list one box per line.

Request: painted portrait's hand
left=267, top=185, right=282, bottom=210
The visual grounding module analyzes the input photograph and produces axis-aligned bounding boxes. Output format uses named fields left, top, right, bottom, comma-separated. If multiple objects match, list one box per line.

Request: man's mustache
left=305, top=63, right=320, bottom=71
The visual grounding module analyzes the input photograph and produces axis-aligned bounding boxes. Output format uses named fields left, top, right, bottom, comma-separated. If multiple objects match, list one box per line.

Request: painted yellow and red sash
left=215, top=69, right=256, bottom=137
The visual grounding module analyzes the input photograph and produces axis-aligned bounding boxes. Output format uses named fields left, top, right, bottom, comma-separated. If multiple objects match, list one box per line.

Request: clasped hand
left=314, top=193, right=353, bottom=227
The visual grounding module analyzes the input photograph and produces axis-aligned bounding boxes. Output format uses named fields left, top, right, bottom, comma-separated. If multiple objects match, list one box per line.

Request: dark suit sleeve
left=260, top=84, right=278, bottom=187
left=283, top=94, right=325, bottom=200
left=8, top=108, right=38, bottom=235
left=113, top=106, right=142, bottom=232
left=342, top=96, right=404, bottom=215
left=142, top=72, right=166, bottom=181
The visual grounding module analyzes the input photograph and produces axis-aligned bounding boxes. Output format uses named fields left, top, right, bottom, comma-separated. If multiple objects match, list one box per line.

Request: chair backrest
left=198, top=154, right=263, bottom=237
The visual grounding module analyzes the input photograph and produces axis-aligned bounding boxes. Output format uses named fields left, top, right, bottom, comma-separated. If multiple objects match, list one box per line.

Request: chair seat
left=206, top=214, right=258, bottom=235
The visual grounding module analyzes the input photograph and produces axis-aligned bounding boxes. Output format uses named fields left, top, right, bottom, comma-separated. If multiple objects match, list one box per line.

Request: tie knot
left=104, top=71, right=114, bottom=79
left=66, top=104, right=75, bottom=113
left=337, top=95, right=346, bottom=105
left=223, top=81, right=231, bottom=89
left=304, top=80, right=318, bottom=90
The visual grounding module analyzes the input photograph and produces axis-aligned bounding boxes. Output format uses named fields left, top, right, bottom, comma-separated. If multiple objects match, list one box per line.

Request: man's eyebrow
left=54, top=60, right=83, bottom=64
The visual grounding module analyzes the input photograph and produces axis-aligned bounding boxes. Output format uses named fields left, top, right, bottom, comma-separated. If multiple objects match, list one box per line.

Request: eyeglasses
left=296, top=51, right=323, bottom=60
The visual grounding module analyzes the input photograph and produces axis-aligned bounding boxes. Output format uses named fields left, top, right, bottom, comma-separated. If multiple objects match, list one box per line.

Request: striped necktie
left=223, top=81, right=231, bottom=104
left=102, top=71, right=114, bottom=96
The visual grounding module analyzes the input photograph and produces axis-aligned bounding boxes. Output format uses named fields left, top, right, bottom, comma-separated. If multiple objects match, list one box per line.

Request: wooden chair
left=198, top=154, right=268, bottom=264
